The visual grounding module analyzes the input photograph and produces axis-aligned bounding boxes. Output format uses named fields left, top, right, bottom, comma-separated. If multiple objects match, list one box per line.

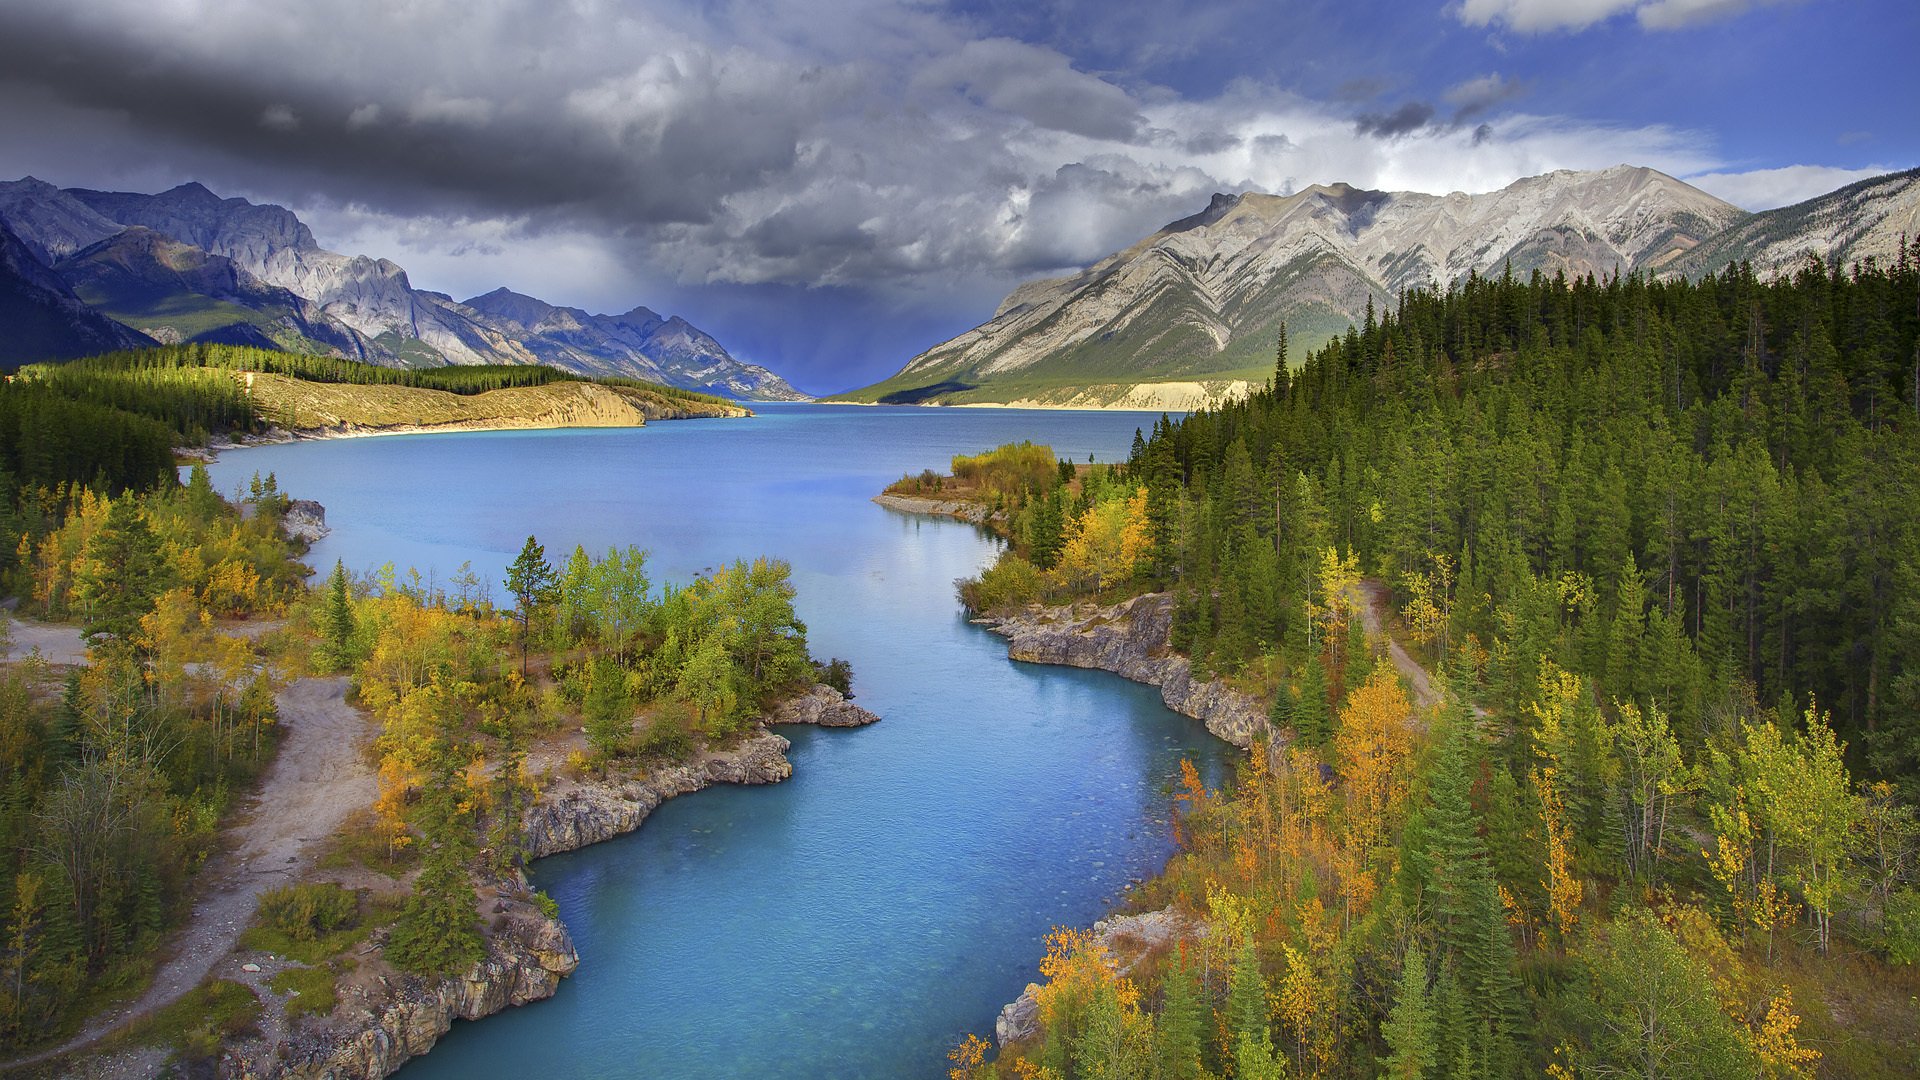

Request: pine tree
left=505, top=535, right=556, bottom=677
left=1293, top=654, right=1333, bottom=747
left=1381, top=952, right=1437, bottom=1080
left=1154, top=948, right=1206, bottom=1080
left=319, top=559, right=357, bottom=673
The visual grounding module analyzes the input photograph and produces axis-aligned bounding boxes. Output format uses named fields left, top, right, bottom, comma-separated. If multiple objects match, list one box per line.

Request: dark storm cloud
left=1354, top=101, right=1436, bottom=138
left=0, top=6, right=830, bottom=229
left=1444, top=73, right=1529, bottom=121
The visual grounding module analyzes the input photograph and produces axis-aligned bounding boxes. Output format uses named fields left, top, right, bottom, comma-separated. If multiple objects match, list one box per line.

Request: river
left=203, top=404, right=1232, bottom=1079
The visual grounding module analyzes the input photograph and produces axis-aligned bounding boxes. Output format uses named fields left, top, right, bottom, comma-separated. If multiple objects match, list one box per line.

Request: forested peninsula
left=926, top=249, right=1920, bottom=1079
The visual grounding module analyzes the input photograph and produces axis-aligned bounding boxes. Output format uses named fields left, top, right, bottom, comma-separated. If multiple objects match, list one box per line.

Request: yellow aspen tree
left=1533, top=765, right=1581, bottom=938
left=1750, top=985, right=1819, bottom=1077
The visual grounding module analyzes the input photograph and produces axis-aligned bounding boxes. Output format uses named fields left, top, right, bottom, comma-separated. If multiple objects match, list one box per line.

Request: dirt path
left=1353, top=580, right=1440, bottom=712
left=1, top=616, right=88, bottom=666
left=6, top=676, right=375, bottom=1071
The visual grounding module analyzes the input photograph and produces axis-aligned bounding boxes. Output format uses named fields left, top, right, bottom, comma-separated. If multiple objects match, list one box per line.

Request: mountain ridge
left=0, top=179, right=807, bottom=400
left=844, top=164, right=1749, bottom=406
left=842, top=164, right=1918, bottom=408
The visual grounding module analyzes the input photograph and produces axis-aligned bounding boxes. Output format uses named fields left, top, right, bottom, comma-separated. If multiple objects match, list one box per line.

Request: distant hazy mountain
left=842, top=165, right=1746, bottom=407
left=1674, top=167, right=1920, bottom=279
left=0, top=220, right=155, bottom=370
left=460, top=288, right=804, bottom=399
left=0, top=178, right=806, bottom=399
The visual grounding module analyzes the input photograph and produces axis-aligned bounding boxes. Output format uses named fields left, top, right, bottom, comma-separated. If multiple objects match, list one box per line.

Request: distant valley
left=0, top=178, right=807, bottom=400
left=838, top=164, right=1920, bottom=408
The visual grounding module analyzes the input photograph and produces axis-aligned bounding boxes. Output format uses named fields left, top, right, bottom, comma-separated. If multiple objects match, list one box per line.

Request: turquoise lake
left=203, top=404, right=1233, bottom=1079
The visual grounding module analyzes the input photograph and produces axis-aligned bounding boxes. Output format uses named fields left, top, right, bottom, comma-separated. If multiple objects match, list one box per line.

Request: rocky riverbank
left=871, top=492, right=1005, bottom=527
left=981, top=593, right=1270, bottom=749
left=994, top=907, right=1204, bottom=1048
left=229, top=687, right=878, bottom=1080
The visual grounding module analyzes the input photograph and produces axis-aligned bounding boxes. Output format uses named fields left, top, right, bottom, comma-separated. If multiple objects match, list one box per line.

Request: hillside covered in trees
left=954, top=244, right=1920, bottom=1078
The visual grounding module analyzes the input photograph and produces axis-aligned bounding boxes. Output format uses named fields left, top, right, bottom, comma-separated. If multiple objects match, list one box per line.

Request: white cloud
left=1685, top=163, right=1896, bottom=210
left=407, top=90, right=494, bottom=128
left=345, top=103, right=381, bottom=131
left=259, top=103, right=299, bottom=131
left=1454, top=0, right=1793, bottom=33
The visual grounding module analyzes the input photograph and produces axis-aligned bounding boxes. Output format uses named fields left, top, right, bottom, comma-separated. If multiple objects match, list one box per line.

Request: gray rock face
left=0, top=220, right=156, bottom=367
left=871, top=492, right=1001, bottom=526
left=1676, top=166, right=1920, bottom=279
left=985, top=594, right=1270, bottom=749
left=254, top=898, right=579, bottom=1080
left=521, top=730, right=797, bottom=859
left=281, top=500, right=329, bottom=544
left=765, top=684, right=883, bottom=728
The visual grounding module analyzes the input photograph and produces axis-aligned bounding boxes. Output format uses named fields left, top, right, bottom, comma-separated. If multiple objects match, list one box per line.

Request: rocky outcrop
left=995, top=907, right=1203, bottom=1049
left=281, top=500, right=329, bottom=544
left=871, top=492, right=1003, bottom=527
left=983, top=594, right=1270, bottom=749
left=252, top=897, right=578, bottom=1080
left=522, top=730, right=796, bottom=859
left=766, top=684, right=884, bottom=728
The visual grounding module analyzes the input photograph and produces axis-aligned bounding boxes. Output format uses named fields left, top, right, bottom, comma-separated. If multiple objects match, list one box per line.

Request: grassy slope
left=246, top=371, right=748, bottom=432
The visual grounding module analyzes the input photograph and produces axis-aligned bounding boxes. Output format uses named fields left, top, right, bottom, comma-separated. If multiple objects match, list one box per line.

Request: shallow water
left=204, top=404, right=1231, bottom=1079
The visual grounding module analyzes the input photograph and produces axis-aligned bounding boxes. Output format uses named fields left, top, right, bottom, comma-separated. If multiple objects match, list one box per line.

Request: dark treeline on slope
left=34, top=343, right=734, bottom=405
left=0, top=341, right=737, bottom=588
left=960, top=248, right=1920, bottom=1080
left=1134, top=247, right=1920, bottom=775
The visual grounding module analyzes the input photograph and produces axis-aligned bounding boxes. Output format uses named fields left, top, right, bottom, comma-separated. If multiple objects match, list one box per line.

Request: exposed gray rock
left=281, top=500, right=329, bottom=544
left=848, top=165, right=1751, bottom=404
left=239, top=896, right=578, bottom=1080
left=521, top=730, right=796, bottom=859
left=871, top=492, right=1002, bottom=526
left=984, top=594, right=1271, bottom=749
left=765, top=684, right=883, bottom=728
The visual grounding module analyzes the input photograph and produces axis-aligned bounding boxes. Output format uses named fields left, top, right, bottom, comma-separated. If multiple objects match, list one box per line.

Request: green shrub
left=258, top=882, right=358, bottom=942
left=269, top=963, right=342, bottom=1019
left=956, top=551, right=1045, bottom=614
left=1886, top=889, right=1920, bottom=965
left=636, top=708, right=695, bottom=763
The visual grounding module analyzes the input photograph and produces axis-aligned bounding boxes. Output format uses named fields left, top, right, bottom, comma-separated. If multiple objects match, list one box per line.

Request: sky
left=0, top=0, right=1914, bottom=394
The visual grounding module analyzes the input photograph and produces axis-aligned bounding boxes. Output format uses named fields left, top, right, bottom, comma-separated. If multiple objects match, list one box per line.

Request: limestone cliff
left=983, top=593, right=1270, bottom=749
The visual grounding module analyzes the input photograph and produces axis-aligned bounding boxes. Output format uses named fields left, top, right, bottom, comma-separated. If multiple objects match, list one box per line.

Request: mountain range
left=840, top=164, right=1920, bottom=409
left=0, top=178, right=806, bottom=399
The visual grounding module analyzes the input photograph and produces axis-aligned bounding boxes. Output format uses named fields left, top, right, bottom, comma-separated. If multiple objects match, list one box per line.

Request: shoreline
left=870, top=491, right=1004, bottom=528
left=229, top=685, right=879, bottom=1079
left=976, top=593, right=1271, bottom=1056
left=980, top=593, right=1272, bottom=750
left=178, top=411, right=750, bottom=463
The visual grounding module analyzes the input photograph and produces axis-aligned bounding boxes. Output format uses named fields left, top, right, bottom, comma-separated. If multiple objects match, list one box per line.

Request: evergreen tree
left=505, top=535, right=556, bottom=676
left=1381, top=952, right=1437, bottom=1080
left=1293, top=654, right=1333, bottom=747
left=318, top=559, right=357, bottom=673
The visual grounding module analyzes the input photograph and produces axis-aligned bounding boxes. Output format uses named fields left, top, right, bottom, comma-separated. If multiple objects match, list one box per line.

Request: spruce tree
left=1381, top=952, right=1437, bottom=1080
left=319, top=559, right=357, bottom=672
left=1294, top=654, right=1333, bottom=747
